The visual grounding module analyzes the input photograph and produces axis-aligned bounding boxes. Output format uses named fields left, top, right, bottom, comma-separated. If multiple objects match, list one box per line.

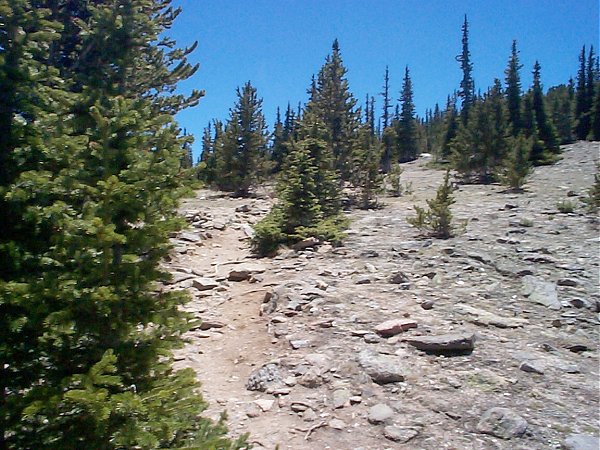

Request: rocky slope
left=168, top=141, right=599, bottom=450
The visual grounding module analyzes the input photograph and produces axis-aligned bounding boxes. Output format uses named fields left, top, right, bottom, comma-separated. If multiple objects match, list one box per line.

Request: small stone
left=349, top=396, right=362, bottom=404
left=302, top=408, right=318, bottom=422
left=564, top=433, right=599, bottom=450
left=329, top=418, right=346, bottom=430
left=558, top=278, right=579, bottom=287
left=235, top=204, right=251, bottom=213
left=292, top=237, right=320, bottom=251
left=403, top=332, right=475, bottom=354
left=196, top=319, right=225, bottom=331
left=420, top=300, right=435, bottom=310
left=253, top=399, right=275, bottom=412
left=358, top=349, right=405, bottom=384
left=383, top=426, right=419, bottom=443
left=363, top=333, right=381, bottom=344
left=192, top=277, right=219, bottom=291
left=519, top=360, right=544, bottom=374
left=389, top=271, right=410, bottom=284
left=476, top=407, right=528, bottom=439
left=246, top=363, right=282, bottom=392
left=368, top=403, right=394, bottom=424
left=290, top=339, right=310, bottom=350
left=290, top=401, right=310, bottom=412
left=522, top=275, right=561, bottom=310
left=355, top=276, right=372, bottom=285
left=245, top=402, right=261, bottom=418
left=298, top=368, right=323, bottom=388
left=332, top=389, right=351, bottom=409
left=228, top=270, right=252, bottom=282
left=374, top=319, right=418, bottom=337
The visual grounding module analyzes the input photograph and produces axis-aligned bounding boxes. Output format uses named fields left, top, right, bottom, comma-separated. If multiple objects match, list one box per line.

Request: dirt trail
left=168, top=142, right=599, bottom=450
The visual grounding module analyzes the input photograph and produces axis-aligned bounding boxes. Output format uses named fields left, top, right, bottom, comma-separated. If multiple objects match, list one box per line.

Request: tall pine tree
left=505, top=40, right=523, bottom=136
left=396, top=66, right=419, bottom=162
left=456, top=15, right=475, bottom=124
left=304, top=39, right=360, bottom=179
left=215, top=81, right=269, bottom=196
left=528, top=61, right=560, bottom=163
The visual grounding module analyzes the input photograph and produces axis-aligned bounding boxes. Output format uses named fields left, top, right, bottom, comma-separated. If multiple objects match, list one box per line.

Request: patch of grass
left=556, top=199, right=576, bottom=214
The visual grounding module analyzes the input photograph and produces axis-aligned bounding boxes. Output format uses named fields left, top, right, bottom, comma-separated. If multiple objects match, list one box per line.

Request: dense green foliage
left=251, top=126, right=346, bottom=256
left=214, top=81, right=269, bottom=196
left=0, top=1, right=247, bottom=448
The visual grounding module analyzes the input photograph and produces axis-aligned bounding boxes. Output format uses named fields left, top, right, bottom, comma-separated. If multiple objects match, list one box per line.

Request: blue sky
left=170, top=0, right=599, bottom=160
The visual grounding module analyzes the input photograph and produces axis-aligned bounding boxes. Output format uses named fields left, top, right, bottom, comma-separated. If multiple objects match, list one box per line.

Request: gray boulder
left=476, top=407, right=528, bottom=439
left=358, top=349, right=405, bottom=384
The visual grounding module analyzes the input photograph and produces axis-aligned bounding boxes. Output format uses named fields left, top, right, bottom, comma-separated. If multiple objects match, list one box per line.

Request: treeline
left=1, top=1, right=246, bottom=448
left=195, top=16, right=599, bottom=253
left=197, top=18, right=600, bottom=192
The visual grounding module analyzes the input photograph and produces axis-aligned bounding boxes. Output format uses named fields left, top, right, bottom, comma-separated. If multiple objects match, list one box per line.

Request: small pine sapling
left=387, top=163, right=403, bottom=197
left=407, top=170, right=456, bottom=238
left=498, top=133, right=532, bottom=191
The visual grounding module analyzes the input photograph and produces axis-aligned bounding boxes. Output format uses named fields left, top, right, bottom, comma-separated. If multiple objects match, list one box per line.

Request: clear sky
left=169, top=0, right=599, bottom=160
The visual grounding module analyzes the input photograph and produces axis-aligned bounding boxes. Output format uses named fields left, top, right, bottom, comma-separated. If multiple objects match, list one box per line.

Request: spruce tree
left=505, top=40, right=523, bottom=136
left=305, top=39, right=360, bottom=179
left=381, top=65, right=392, bottom=130
left=0, top=2, right=246, bottom=448
left=252, top=117, right=345, bottom=255
left=408, top=170, right=456, bottom=238
left=271, top=106, right=288, bottom=173
left=498, top=133, right=532, bottom=191
left=547, top=84, right=575, bottom=144
left=457, top=15, right=475, bottom=124
left=396, top=66, right=419, bottom=162
left=591, top=81, right=600, bottom=140
left=351, top=123, right=383, bottom=209
left=574, top=45, right=591, bottom=139
left=180, top=129, right=194, bottom=169
left=451, top=80, right=509, bottom=182
left=198, top=122, right=218, bottom=184
left=529, top=61, right=560, bottom=163
left=215, top=81, right=268, bottom=196
left=441, top=94, right=459, bottom=161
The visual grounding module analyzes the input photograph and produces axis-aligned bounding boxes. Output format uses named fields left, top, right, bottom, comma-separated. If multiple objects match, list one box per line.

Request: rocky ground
left=168, top=141, right=599, bottom=450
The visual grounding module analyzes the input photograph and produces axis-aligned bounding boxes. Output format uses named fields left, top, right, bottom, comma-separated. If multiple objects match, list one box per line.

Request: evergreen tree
left=451, top=80, right=509, bottom=182
left=546, top=84, right=575, bottom=144
left=0, top=1, right=246, bottom=448
left=574, top=45, right=591, bottom=139
left=529, top=61, right=560, bottom=163
left=215, top=81, right=268, bottom=196
left=396, top=66, right=419, bottom=162
left=505, top=40, right=523, bottom=136
left=408, top=170, right=456, bottom=238
left=297, top=114, right=342, bottom=216
left=252, top=118, right=345, bottom=255
left=456, top=15, right=475, bottom=124
left=498, top=132, right=532, bottom=191
left=271, top=106, right=288, bottom=173
left=304, top=39, right=360, bottom=178
left=350, top=123, right=383, bottom=209
left=591, top=81, right=600, bottom=140
left=180, top=129, right=194, bottom=169
left=380, top=126, right=397, bottom=173
left=198, top=122, right=218, bottom=184
left=380, top=65, right=392, bottom=130
left=441, top=94, right=459, bottom=161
